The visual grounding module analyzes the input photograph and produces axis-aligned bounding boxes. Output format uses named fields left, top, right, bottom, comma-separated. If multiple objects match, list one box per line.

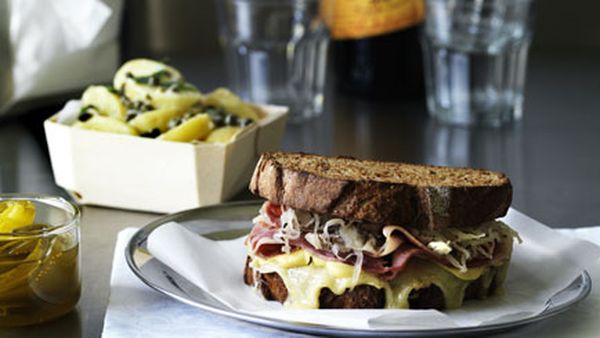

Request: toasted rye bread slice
left=249, top=152, right=512, bottom=230
left=243, top=257, right=502, bottom=309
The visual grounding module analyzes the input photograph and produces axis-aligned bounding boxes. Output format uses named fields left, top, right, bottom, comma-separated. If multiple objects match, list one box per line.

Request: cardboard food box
left=44, top=101, right=287, bottom=213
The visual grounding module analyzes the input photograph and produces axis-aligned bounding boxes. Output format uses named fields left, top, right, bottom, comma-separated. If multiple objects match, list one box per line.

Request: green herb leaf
left=105, top=86, right=120, bottom=95
left=128, top=70, right=197, bottom=92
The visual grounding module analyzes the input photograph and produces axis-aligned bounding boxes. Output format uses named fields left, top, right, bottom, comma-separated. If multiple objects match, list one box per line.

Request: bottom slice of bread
left=243, top=257, right=504, bottom=309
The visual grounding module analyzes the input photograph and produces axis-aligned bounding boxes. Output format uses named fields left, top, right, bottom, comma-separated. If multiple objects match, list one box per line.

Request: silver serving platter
left=125, top=201, right=592, bottom=337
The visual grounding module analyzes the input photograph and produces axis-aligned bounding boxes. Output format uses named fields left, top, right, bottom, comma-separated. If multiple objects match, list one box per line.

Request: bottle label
left=322, top=0, right=425, bottom=40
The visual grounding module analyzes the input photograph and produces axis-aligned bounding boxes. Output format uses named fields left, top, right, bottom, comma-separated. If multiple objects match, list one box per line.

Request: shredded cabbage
left=252, top=205, right=376, bottom=280
left=414, top=221, right=521, bottom=272
left=254, top=205, right=379, bottom=256
left=252, top=203, right=520, bottom=274
left=275, top=208, right=302, bottom=253
left=350, top=250, right=363, bottom=285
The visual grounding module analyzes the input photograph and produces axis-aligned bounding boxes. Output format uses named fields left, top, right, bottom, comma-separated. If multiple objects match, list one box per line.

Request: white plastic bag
left=0, top=0, right=123, bottom=115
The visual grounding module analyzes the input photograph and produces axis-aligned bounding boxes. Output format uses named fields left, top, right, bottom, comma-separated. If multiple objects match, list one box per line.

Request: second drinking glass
left=216, top=0, right=329, bottom=123
left=422, top=0, right=535, bottom=127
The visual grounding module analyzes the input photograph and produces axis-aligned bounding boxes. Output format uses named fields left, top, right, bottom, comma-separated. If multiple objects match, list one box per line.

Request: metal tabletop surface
left=0, top=50, right=599, bottom=337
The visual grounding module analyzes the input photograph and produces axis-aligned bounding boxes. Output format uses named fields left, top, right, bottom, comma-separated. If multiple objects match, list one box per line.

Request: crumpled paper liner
left=146, top=208, right=600, bottom=330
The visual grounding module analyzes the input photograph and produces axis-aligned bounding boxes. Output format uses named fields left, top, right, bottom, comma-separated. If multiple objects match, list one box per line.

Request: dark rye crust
left=243, top=258, right=503, bottom=309
left=249, top=152, right=512, bottom=230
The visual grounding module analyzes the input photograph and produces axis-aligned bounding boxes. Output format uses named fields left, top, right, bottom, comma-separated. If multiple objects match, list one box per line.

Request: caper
left=183, top=111, right=196, bottom=120
left=210, top=114, right=225, bottom=127
left=78, top=112, right=93, bottom=122
left=224, top=114, right=238, bottom=126
left=239, top=118, right=252, bottom=127
left=140, top=128, right=161, bottom=138
left=168, top=117, right=182, bottom=129
left=126, top=110, right=141, bottom=121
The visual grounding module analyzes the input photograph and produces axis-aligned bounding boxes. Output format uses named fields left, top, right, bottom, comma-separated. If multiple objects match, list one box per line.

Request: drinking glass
left=0, top=194, right=80, bottom=327
left=216, top=0, right=329, bottom=123
left=422, top=0, right=534, bottom=126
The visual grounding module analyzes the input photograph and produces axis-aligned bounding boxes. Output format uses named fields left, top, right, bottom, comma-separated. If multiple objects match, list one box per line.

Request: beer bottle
left=323, top=0, right=426, bottom=100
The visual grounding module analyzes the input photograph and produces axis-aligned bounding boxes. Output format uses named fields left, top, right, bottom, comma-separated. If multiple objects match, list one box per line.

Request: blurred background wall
left=121, top=0, right=600, bottom=59
left=532, top=0, right=600, bottom=53
left=122, top=0, right=220, bottom=58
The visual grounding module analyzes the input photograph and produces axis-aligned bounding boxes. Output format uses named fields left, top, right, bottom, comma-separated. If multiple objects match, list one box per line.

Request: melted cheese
left=438, top=264, right=485, bottom=281
left=250, top=249, right=507, bottom=309
left=251, top=250, right=387, bottom=309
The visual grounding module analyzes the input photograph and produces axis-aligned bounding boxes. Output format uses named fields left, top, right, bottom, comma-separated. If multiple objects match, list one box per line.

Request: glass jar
left=0, top=194, right=81, bottom=327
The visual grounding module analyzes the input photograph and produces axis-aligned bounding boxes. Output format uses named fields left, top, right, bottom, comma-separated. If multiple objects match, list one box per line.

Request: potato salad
left=73, top=59, right=261, bottom=143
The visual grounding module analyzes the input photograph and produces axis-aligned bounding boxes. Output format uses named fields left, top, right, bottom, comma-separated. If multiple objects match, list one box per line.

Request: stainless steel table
left=0, top=51, right=599, bottom=337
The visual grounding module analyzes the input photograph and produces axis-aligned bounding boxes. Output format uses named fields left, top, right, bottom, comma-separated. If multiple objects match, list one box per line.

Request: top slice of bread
left=249, top=152, right=512, bottom=230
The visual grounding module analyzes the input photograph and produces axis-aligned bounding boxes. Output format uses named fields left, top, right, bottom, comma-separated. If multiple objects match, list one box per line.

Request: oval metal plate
left=125, top=201, right=592, bottom=337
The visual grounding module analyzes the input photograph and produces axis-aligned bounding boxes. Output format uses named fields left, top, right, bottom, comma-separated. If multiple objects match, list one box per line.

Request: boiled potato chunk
left=74, top=115, right=139, bottom=136
left=124, top=82, right=203, bottom=110
left=159, top=114, right=213, bottom=142
left=128, top=107, right=186, bottom=133
left=81, top=86, right=127, bottom=121
left=205, top=126, right=241, bottom=144
left=204, top=88, right=260, bottom=121
left=0, top=201, right=36, bottom=233
left=113, top=59, right=182, bottom=91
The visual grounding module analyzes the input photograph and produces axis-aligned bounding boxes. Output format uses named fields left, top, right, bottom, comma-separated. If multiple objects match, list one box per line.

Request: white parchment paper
left=146, top=208, right=600, bottom=330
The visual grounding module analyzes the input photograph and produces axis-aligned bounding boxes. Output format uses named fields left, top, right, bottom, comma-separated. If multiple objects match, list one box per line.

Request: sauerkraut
left=252, top=203, right=520, bottom=274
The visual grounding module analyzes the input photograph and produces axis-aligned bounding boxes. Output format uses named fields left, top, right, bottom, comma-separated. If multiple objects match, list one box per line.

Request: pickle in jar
left=0, top=200, right=36, bottom=234
left=0, top=199, right=80, bottom=327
